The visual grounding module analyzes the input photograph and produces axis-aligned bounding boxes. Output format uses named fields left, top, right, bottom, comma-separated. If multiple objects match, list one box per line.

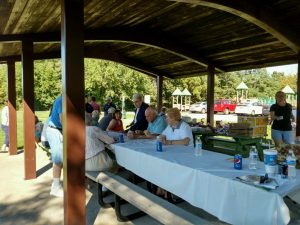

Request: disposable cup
left=263, top=149, right=278, bottom=175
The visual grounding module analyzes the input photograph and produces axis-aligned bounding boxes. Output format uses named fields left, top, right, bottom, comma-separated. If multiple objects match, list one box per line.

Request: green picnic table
left=193, top=131, right=264, bottom=161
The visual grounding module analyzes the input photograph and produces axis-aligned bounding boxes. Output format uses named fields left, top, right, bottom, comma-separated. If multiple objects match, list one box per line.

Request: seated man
left=98, top=107, right=115, bottom=131
left=128, top=107, right=167, bottom=139
left=85, top=114, right=116, bottom=171
left=126, top=93, right=149, bottom=132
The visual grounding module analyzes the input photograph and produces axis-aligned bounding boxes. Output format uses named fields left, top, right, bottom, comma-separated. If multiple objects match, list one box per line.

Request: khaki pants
left=86, top=151, right=113, bottom=172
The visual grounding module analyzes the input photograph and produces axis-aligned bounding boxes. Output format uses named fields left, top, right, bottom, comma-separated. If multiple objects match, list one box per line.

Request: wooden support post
left=157, top=75, right=163, bottom=112
left=21, top=40, right=36, bottom=179
left=7, top=60, right=17, bottom=155
left=207, top=66, right=215, bottom=126
left=61, top=0, right=86, bottom=224
left=296, top=52, right=300, bottom=137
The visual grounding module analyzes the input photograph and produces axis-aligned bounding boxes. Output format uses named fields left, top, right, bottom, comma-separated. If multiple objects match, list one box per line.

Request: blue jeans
left=271, top=129, right=293, bottom=144
left=1, top=125, right=9, bottom=146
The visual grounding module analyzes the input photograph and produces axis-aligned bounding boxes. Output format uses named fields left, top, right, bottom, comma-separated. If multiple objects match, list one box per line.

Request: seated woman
left=156, top=108, right=194, bottom=198
left=106, top=109, right=124, bottom=133
left=160, top=108, right=193, bottom=146
left=85, top=113, right=116, bottom=172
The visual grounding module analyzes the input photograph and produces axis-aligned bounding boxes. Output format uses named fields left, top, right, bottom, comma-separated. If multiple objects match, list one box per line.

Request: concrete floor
left=0, top=148, right=299, bottom=225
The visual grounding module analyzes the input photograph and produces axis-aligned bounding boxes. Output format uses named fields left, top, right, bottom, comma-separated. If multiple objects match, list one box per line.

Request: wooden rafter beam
left=85, top=28, right=224, bottom=73
left=169, top=0, right=300, bottom=52
left=0, top=28, right=224, bottom=72
left=0, top=32, right=60, bottom=43
left=0, top=48, right=174, bottom=79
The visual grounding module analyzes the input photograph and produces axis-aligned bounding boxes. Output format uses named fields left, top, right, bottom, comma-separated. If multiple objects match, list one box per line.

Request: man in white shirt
left=1, top=100, right=9, bottom=152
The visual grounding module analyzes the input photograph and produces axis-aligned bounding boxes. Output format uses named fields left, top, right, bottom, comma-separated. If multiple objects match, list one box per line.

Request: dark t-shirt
left=270, top=103, right=293, bottom=131
left=85, top=103, right=94, bottom=113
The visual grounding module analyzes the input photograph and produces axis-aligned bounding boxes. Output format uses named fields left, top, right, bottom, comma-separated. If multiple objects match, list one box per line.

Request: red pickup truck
left=214, top=99, right=236, bottom=114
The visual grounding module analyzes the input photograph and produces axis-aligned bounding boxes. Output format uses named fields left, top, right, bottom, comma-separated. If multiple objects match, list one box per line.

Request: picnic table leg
left=97, top=183, right=114, bottom=208
left=114, top=194, right=146, bottom=222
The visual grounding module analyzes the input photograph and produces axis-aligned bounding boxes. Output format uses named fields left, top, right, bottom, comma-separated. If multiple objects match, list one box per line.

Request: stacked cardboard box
left=237, top=116, right=268, bottom=137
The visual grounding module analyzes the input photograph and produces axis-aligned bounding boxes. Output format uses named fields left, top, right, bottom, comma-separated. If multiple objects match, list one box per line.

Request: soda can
left=156, top=136, right=163, bottom=152
left=278, top=162, right=288, bottom=179
left=234, top=154, right=243, bottom=170
left=118, top=133, right=124, bottom=143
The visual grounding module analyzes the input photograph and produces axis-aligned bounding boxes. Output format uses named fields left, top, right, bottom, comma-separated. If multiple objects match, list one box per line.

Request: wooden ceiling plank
left=84, top=46, right=173, bottom=78
left=85, top=28, right=224, bottom=72
left=208, top=41, right=280, bottom=57
left=3, top=0, right=28, bottom=34
left=169, top=0, right=300, bottom=52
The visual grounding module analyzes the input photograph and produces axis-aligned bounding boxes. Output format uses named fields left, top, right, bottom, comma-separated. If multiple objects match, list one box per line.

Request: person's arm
left=269, top=104, right=281, bottom=121
left=270, top=111, right=276, bottom=121
left=106, top=119, right=117, bottom=131
left=289, top=105, right=295, bottom=122
left=270, top=111, right=282, bottom=121
left=96, top=128, right=115, bottom=144
left=291, top=113, right=295, bottom=122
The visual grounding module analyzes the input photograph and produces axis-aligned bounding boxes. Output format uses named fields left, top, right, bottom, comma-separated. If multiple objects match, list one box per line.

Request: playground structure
left=172, top=88, right=191, bottom=111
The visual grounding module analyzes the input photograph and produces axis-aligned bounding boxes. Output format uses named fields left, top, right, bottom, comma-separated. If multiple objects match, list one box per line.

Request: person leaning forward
left=46, top=95, right=63, bottom=198
left=128, top=106, right=167, bottom=139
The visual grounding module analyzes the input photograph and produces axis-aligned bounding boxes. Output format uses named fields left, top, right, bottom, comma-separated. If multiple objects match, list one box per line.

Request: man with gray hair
left=128, top=106, right=167, bottom=139
left=126, top=93, right=149, bottom=132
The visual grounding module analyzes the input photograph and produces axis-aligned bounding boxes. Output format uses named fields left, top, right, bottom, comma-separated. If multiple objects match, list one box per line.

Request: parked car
left=235, top=102, right=263, bottom=115
left=189, top=102, right=207, bottom=114
left=262, top=104, right=271, bottom=116
left=214, top=99, right=236, bottom=114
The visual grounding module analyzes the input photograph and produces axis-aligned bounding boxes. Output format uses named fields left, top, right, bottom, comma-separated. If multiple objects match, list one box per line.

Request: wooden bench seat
left=86, top=171, right=211, bottom=225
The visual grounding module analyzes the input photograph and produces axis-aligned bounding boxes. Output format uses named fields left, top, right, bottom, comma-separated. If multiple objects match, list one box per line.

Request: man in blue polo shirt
left=46, top=95, right=63, bottom=197
left=128, top=106, right=167, bottom=139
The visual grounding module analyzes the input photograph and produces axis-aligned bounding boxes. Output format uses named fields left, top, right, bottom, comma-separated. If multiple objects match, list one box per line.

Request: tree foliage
left=0, top=60, right=297, bottom=109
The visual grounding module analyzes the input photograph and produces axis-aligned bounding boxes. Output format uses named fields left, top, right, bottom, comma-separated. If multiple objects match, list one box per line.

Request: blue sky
left=266, top=64, right=297, bottom=75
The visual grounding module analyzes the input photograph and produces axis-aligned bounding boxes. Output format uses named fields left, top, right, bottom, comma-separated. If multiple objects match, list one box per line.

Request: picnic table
left=110, top=138, right=300, bottom=225
left=193, top=131, right=264, bottom=160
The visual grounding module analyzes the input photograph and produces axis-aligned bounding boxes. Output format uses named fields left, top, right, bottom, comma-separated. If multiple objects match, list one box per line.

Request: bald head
left=145, top=107, right=157, bottom=123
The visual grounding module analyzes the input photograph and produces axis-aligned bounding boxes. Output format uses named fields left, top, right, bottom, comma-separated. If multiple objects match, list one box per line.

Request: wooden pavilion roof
left=0, top=0, right=299, bottom=78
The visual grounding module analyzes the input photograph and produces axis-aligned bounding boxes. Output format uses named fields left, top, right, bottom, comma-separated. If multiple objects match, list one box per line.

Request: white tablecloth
left=111, top=139, right=300, bottom=225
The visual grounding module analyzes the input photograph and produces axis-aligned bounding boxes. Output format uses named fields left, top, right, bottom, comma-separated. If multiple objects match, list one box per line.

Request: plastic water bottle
left=286, top=149, right=296, bottom=180
left=248, top=146, right=258, bottom=170
left=194, top=136, right=203, bottom=156
left=156, top=136, right=163, bottom=152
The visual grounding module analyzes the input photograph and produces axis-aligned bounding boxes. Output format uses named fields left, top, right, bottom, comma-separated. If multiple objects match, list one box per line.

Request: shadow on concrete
left=36, top=162, right=53, bottom=178
left=0, top=180, right=63, bottom=225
